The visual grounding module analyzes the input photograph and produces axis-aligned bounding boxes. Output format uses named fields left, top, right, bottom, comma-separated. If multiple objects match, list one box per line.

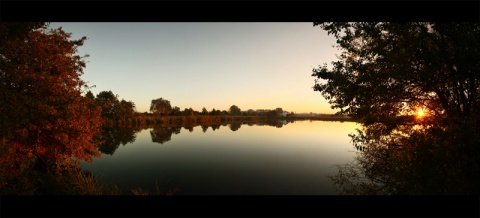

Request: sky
left=50, top=22, right=341, bottom=114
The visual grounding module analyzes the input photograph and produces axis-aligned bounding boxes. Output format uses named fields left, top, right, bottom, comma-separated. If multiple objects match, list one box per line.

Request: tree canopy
left=229, top=105, right=241, bottom=116
left=150, top=98, right=172, bottom=116
left=201, top=107, right=208, bottom=115
left=96, top=90, right=119, bottom=120
left=0, top=22, right=102, bottom=183
left=312, top=22, right=480, bottom=194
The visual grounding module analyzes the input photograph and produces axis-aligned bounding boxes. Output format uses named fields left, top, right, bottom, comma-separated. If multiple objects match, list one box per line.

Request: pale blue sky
left=50, top=22, right=340, bottom=114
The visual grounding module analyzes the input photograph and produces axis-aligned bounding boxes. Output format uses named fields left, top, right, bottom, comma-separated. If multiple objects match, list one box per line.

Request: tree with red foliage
left=0, top=22, right=102, bottom=188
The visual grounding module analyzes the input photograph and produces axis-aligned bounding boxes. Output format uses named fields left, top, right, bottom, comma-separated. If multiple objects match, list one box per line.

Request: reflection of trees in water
left=254, top=120, right=294, bottom=128
left=211, top=124, right=221, bottom=131
left=183, top=126, right=194, bottom=132
left=226, top=121, right=290, bottom=131
left=330, top=123, right=480, bottom=195
left=96, top=126, right=140, bottom=155
left=201, top=125, right=209, bottom=133
left=104, top=120, right=298, bottom=151
left=229, top=123, right=242, bottom=131
left=97, top=120, right=298, bottom=154
left=150, top=126, right=182, bottom=144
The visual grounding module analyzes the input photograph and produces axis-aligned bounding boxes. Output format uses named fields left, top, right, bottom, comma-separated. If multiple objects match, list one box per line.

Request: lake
left=82, top=120, right=360, bottom=195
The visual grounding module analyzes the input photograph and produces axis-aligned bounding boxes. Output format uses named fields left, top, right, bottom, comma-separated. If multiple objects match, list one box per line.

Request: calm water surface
left=82, top=120, right=360, bottom=195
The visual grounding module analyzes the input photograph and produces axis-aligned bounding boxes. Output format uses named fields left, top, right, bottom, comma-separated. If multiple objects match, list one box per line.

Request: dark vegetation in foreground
left=313, top=22, right=480, bottom=194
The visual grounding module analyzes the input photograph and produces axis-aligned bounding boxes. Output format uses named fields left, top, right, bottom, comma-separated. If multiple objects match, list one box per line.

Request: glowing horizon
left=50, top=23, right=340, bottom=114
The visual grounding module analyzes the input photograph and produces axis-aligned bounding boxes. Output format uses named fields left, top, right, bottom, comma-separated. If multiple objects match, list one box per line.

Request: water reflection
left=83, top=120, right=360, bottom=195
left=150, top=126, right=181, bottom=144
left=229, top=123, right=241, bottom=131
left=255, top=119, right=294, bottom=128
left=201, top=125, right=209, bottom=132
left=211, top=124, right=221, bottom=131
left=97, top=126, right=141, bottom=155
left=96, top=120, right=337, bottom=155
left=331, top=121, right=480, bottom=195
left=148, top=119, right=295, bottom=136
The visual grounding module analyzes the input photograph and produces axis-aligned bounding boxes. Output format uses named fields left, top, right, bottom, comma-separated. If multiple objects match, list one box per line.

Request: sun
left=416, top=108, right=425, bottom=118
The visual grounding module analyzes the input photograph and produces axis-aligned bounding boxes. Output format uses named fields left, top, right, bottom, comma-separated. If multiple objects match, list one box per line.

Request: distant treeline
left=85, top=90, right=352, bottom=127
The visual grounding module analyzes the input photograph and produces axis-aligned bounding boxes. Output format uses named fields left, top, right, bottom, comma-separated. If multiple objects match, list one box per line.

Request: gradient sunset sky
left=50, top=22, right=340, bottom=114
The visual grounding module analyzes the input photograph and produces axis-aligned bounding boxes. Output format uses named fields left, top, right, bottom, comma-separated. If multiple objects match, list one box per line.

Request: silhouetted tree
left=85, top=91, right=95, bottom=101
left=313, top=22, right=480, bottom=194
left=96, top=91, right=119, bottom=120
left=181, top=108, right=194, bottom=116
left=85, top=91, right=98, bottom=111
left=150, top=98, right=172, bottom=116
left=266, top=110, right=277, bottom=118
left=201, top=107, right=208, bottom=115
left=117, top=99, right=136, bottom=125
left=229, top=105, right=241, bottom=116
left=171, top=106, right=181, bottom=116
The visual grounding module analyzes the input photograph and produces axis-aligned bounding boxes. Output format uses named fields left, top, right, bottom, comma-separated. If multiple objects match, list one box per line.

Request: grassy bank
left=0, top=167, right=177, bottom=195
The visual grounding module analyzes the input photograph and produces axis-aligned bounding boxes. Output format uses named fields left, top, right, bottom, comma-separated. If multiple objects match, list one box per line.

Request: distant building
left=280, top=111, right=288, bottom=117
